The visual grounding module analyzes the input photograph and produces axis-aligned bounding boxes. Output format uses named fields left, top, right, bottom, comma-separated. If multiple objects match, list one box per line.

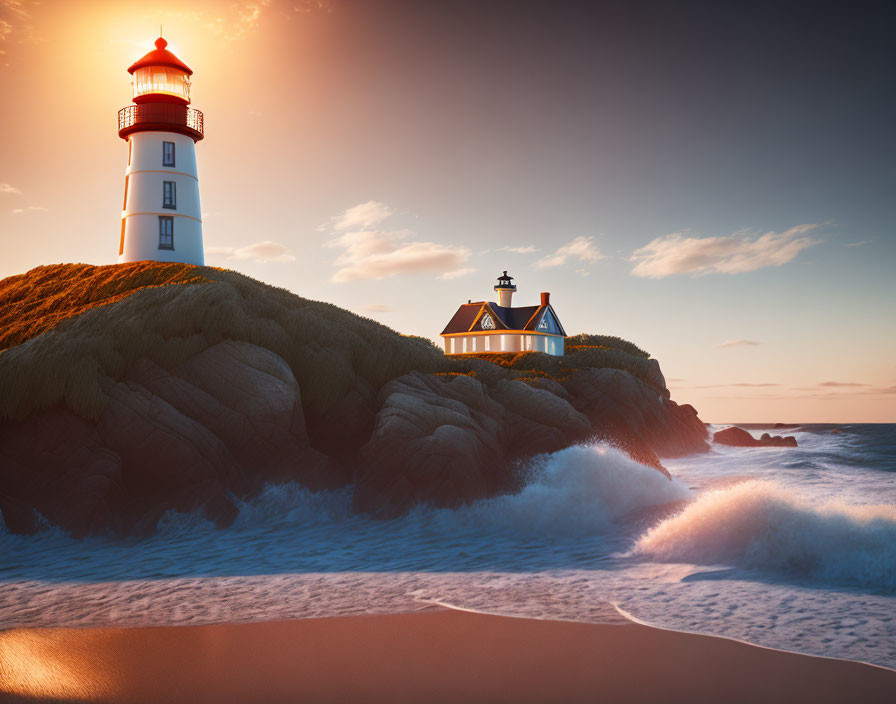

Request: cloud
left=845, top=240, right=872, bottom=248
left=438, top=267, right=477, bottom=280
left=363, top=304, right=392, bottom=313
left=207, top=240, right=295, bottom=263
left=324, top=203, right=472, bottom=283
left=818, top=381, right=868, bottom=387
left=694, top=382, right=780, bottom=388
left=326, top=201, right=395, bottom=231
left=499, top=245, right=539, bottom=254
left=140, top=1, right=275, bottom=42
left=0, top=183, right=21, bottom=194
left=717, top=339, right=761, bottom=348
left=630, top=225, right=820, bottom=278
left=0, top=0, right=43, bottom=52
left=790, top=385, right=896, bottom=398
left=293, top=0, right=334, bottom=13
left=536, top=236, right=604, bottom=268
left=11, top=204, right=46, bottom=214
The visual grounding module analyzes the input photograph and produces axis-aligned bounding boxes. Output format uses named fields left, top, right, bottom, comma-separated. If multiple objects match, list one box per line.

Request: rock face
left=0, top=341, right=337, bottom=536
left=0, top=344, right=709, bottom=535
left=0, top=333, right=710, bottom=536
left=0, top=342, right=710, bottom=536
left=713, top=426, right=798, bottom=448
left=352, top=367, right=708, bottom=516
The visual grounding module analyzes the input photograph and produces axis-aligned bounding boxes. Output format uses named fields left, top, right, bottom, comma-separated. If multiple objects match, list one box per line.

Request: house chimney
left=541, top=292, right=550, bottom=306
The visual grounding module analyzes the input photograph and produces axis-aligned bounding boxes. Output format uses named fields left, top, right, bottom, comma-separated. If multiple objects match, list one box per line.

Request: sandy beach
left=1, top=608, right=894, bottom=703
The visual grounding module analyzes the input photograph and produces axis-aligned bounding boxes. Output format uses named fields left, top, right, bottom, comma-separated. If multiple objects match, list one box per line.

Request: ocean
left=1, top=423, right=894, bottom=670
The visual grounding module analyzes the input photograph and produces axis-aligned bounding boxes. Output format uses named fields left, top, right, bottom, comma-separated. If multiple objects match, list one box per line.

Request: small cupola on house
left=440, top=272, right=566, bottom=356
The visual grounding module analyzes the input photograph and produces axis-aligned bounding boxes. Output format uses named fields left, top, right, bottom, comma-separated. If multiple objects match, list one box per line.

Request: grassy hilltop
left=0, top=263, right=664, bottom=426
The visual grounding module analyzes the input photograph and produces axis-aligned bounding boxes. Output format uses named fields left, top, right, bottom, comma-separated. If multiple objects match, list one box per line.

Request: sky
left=0, top=0, right=894, bottom=422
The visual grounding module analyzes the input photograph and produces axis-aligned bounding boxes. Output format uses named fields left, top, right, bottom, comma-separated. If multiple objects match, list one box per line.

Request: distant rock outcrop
left=0, top=263, right=710, bottom=536
left=713, top=426, right=798, bottom=448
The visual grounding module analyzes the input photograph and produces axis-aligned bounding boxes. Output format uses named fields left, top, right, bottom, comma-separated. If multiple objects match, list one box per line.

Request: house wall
left=443, top=333, right=564, bottom=356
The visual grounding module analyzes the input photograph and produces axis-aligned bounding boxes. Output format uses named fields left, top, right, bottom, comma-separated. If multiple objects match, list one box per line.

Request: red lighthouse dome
left=118, top=36, right=203, bottom=142
left=128, top=37, right=193, bottom=105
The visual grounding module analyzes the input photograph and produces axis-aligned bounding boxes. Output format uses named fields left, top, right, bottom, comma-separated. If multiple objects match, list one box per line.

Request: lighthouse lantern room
left=118, top=37, right=205, bottom=266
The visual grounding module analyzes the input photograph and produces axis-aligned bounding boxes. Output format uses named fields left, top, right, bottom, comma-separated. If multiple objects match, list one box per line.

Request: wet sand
left=1, top=608, right=894, bottom=703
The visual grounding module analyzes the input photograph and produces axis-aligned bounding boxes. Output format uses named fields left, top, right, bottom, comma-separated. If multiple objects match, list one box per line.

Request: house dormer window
left=481, top=313, right=495, bottom=330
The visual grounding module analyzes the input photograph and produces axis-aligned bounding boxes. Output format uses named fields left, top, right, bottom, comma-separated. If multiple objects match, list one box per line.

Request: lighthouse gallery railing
left=118, top=104, right=204, bottom=139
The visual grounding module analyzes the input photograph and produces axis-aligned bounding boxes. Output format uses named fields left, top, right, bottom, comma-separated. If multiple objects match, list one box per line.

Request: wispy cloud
left=325, top=200, right=394, bottom=231
left=694, top=382, right=780, bottom=388
left=11, top=204, right=46, bottom=214
left=499, top=245, right=539, bottom=254
left=0, top=182, right=21, bottom=194
left=141, top=1, right=276, bottom=43
left=845, top=240, right=872, bottom=248
left=207, top=240, right=295, bottom=263
left=363, top=304, right=392, bottom=313
left=438, top=267, right=476, bottom=280
left=536, top=236, right=604, bottom=269
left=717, top=339, right=761, bottom=348
left=0, top=0, right=42, bottom=54
left=324, top=203, right=472, bottom=283
left=818, top=381, right=868, bottom=388
left=630, top=225, right=820, bottom=278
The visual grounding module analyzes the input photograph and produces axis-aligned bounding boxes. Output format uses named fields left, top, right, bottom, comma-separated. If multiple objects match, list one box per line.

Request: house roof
left=441, top=301, right=566, bottom=336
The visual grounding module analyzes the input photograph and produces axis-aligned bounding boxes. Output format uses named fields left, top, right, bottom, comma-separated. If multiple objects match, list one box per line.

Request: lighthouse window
left=158, top=216, right=174, bottom=250
left=162, top=141, right=175, bottom=167
left=163, top=181, right=176, bottom=209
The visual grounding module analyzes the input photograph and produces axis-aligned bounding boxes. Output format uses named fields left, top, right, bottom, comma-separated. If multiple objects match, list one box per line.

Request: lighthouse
left=117, top=37, right=205, bottom=265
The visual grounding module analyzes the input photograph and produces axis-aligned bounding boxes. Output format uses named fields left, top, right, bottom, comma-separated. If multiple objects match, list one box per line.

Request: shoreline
left=2, top=609, right=894, bottom=703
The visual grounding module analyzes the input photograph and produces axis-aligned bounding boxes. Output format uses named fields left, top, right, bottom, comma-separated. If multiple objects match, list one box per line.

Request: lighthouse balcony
left=118, top=104, right=204, bottom=141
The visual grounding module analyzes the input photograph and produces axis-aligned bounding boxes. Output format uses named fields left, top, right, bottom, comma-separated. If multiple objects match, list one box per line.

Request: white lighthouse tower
left=118, top=37, right=205, bottom=265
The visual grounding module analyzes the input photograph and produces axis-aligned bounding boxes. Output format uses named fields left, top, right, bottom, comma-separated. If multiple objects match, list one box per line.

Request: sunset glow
left=1, top=0, right=894, bottom=422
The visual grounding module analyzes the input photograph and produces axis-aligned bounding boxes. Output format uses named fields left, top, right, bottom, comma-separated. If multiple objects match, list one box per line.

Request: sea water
left=1, top=424, right=894, bottom=669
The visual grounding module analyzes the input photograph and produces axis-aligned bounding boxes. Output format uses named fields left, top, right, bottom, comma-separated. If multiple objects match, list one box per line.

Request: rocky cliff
left=0, top=263, right=708, bottom=535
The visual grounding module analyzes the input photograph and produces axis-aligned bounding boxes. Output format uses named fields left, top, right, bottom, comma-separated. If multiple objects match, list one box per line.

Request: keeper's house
left=440, top=272, right=566, bottom=356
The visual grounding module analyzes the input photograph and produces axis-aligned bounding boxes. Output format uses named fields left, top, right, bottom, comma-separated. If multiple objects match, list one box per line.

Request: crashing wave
left=635, top=479, right=896, bottom=591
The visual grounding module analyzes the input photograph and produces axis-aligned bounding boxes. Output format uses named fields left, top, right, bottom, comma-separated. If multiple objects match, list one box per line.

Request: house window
left=163, top=181, right=176, bottom=209
left=158, top=216, right=174, bottom=250
left=163, top=141, right=175, bottom=167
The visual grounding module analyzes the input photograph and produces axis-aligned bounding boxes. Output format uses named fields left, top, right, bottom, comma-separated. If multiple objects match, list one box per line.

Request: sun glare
left=0, top=629, right=116, bottom=700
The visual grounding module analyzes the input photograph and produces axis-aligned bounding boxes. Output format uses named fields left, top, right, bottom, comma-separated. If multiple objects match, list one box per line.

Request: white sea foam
left=634, top=479, right=896, bottom=591
left=432, top=444, right=692, bottom=536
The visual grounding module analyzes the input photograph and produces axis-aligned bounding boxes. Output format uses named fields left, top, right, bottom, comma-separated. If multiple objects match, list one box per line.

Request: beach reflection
left=0, top=628, right=117, bottom=701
